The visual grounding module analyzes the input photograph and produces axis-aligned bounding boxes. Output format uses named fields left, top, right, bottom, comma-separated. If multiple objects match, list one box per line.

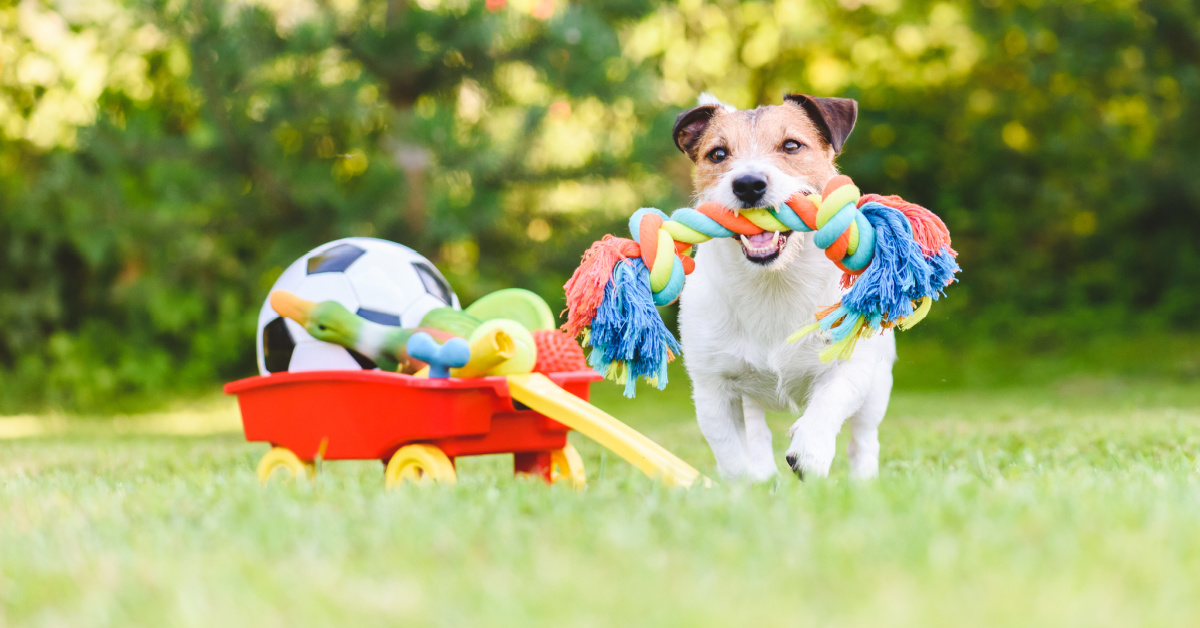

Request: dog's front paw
left=784, top=448, right=832, bottom=481
left=784, top=424, right=836, bottom=481
left=717, top=462, right=778, bottom=483
left=745, top=460, right=780, bottom=484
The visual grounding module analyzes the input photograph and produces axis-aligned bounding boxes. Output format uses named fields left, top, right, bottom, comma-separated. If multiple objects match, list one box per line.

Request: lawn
left=2, top=346, right=1200, bottom=627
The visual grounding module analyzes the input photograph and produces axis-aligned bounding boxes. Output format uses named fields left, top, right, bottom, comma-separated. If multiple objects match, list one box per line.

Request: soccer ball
left=256, top=237, right=460, bottom=375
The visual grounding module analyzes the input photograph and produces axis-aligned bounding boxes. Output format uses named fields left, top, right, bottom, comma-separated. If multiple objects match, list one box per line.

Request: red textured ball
left=532, top=330, right=589, bottom=374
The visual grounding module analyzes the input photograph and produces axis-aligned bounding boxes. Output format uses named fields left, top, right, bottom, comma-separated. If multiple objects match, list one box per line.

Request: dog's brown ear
left=673, top=105, right=720, bottom=160
left=783, top=94, right=858, bottom=154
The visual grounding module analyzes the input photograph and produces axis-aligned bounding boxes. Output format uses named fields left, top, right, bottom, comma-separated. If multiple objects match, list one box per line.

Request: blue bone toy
left=405, top=333, right=471, bottom=379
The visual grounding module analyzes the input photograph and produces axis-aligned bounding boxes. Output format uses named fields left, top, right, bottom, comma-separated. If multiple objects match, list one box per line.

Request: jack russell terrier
left=673, top=93, right=895, bottom=481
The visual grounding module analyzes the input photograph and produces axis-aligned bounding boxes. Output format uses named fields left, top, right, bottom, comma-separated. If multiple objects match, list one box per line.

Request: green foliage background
left=1, top=0, right=1198, bottom=411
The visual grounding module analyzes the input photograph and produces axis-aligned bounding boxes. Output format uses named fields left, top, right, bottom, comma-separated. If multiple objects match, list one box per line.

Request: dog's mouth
left=737, top=230, right=792, bottom=264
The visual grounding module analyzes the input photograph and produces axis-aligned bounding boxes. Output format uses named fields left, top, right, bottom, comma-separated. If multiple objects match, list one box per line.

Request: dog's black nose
left=732, top=175, right=768, bottom=206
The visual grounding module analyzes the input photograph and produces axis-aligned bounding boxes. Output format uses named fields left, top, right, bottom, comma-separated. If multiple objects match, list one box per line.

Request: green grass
left=3, top=358, right=1200, bottom=626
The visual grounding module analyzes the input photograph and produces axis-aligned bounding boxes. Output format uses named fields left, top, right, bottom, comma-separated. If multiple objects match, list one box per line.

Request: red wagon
left=223, top=369, right=602, bottom=488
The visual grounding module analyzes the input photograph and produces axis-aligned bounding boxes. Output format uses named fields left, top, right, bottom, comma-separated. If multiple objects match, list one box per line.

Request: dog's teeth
left=772, top=231, right=779, bottom=245
left=740, top=234, right=752, bottom=248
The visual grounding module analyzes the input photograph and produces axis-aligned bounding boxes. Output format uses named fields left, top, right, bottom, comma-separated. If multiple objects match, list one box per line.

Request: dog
left=673, top=93, right=896, bottom=481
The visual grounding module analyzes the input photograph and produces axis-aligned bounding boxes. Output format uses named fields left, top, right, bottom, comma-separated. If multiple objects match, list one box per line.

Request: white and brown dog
left=673, top=93, right=895, bottom=481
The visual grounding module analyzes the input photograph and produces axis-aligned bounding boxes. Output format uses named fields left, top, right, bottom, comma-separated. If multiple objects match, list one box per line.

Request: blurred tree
left=0, top=0, right=1197, bottom=411
left=624, top=0, right=1200, bottom=344
left=0, top=0, right=667, bottom=410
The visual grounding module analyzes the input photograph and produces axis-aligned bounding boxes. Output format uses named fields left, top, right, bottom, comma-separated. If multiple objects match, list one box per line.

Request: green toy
left=464, top=288, right=557, bottom=332
left=269, top=288, right=551, bottom=376
left=269, top=291, right=457, bottom=372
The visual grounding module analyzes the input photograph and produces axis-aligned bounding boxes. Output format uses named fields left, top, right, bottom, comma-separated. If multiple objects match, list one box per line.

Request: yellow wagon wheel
left=549, top=443, right=587, bottom=489
left=257, top=447, right=315, bottom=485
left=385, top=444, right=457, bottom=489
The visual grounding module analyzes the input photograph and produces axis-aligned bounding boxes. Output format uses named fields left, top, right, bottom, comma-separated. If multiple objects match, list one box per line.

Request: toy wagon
left=223, top=369, right=602, bottom=488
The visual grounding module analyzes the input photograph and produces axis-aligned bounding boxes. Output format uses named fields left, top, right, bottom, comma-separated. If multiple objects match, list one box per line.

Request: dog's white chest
left=677, top=237, right=844, bottom=412
left=714, top=334, right=832, bottom=411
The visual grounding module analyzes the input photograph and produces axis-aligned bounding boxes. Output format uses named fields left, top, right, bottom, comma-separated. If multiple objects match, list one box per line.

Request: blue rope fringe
left=839, top=202, right=960, bottom=334
left=585, top=258, right=681, bottom=397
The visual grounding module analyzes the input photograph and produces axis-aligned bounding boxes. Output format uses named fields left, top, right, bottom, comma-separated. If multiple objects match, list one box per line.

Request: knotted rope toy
left=563, top=174, right=960, bottom=396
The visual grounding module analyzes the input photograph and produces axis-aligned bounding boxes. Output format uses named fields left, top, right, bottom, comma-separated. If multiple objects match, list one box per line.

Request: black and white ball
left=256, top=237, right=460, bottom=375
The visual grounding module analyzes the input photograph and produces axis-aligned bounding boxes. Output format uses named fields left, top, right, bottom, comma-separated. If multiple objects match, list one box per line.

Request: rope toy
left=563, top=175, right=960, bottom=396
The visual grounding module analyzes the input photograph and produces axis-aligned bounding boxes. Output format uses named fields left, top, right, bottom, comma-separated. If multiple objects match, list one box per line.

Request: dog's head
left=673, top=93, right=857, bottom=268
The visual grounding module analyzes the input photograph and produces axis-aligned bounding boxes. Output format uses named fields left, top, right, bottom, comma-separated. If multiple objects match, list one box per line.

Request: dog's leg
left=692, top=381, right=754, bottom=480
left=784, top=368, right=869, bottom=480
left=846, top=367, right=891, bottom=480
left=742, top=396, right=779, bottom=481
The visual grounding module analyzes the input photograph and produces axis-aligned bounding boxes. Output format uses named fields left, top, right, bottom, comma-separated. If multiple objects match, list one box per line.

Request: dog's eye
left=782, top=140, right=803, bottom=154
left=706, top=147, right=728, bottom=163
